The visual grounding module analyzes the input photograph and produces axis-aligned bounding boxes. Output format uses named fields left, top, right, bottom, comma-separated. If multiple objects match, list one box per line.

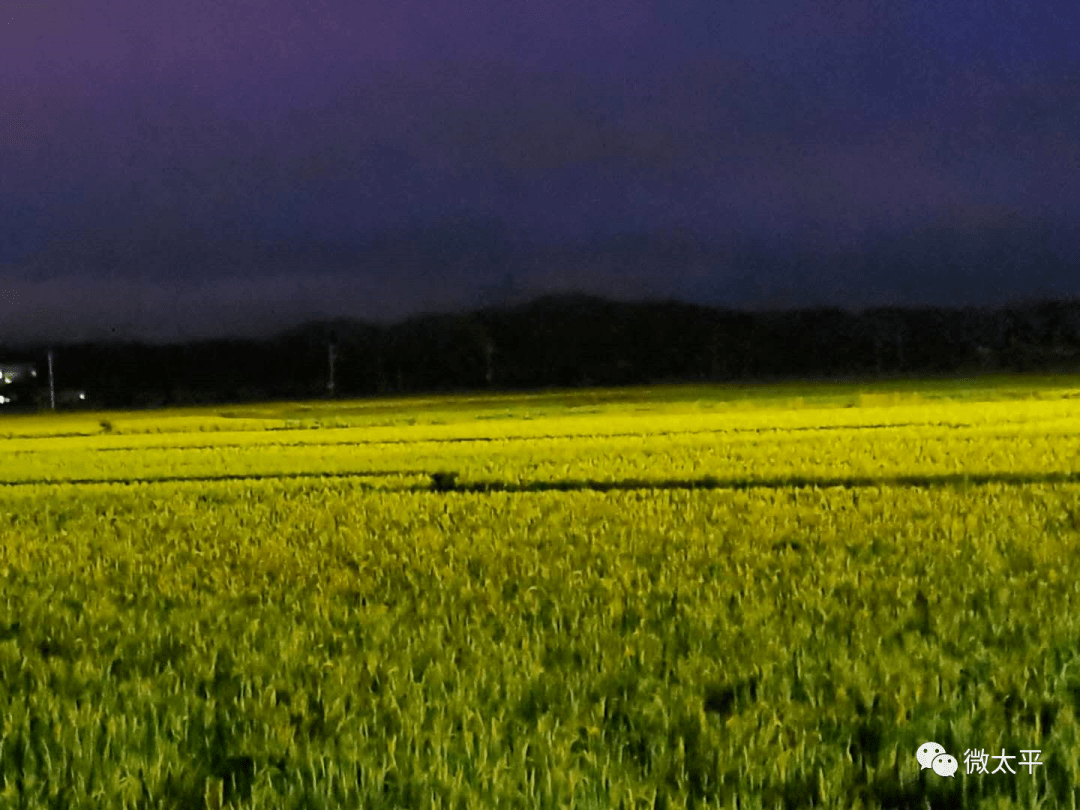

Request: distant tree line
left=5, top=295, right=1080, bottom=409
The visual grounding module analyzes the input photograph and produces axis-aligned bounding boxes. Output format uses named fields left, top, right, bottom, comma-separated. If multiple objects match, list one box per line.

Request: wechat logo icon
left=916, top=742, right=957, bottom=777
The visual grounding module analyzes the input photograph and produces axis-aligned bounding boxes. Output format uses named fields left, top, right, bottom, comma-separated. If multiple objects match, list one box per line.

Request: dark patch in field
left=773, top=539, right=803, bottom=552
left=430, top=471, right=459, bottom=491
left=6, top=469, right=1080, bottom=492
left=429, top=471, right=1080, bottom=495
left=211, top=755, right=256, bottom=806
left=703, top=676, right=759, bottom=718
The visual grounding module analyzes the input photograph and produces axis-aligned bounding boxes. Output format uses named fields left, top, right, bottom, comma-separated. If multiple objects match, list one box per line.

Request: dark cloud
left=1, top=0, right=1078, bottom=342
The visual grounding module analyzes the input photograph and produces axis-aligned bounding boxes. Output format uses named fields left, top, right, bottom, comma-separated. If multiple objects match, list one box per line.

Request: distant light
left=79, top=393, right=86, bottom=400
left=0, top=395, right=8, bottom=404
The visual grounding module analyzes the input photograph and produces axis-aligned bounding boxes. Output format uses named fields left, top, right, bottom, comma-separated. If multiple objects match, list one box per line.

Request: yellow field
left=2, top=376, right=1079, bottom=808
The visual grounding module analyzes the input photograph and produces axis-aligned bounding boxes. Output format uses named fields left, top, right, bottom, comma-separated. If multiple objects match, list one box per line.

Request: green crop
left=1, top=376, right=1080, bottom=807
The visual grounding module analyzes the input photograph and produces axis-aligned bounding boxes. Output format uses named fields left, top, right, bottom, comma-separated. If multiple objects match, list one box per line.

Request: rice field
left=2, top=375, right=1080, bottom=808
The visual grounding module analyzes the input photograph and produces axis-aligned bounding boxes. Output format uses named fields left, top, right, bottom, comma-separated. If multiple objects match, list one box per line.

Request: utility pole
left=47, top=349, right=55, bottom=411
left=327, top=332, right=337, bottom=397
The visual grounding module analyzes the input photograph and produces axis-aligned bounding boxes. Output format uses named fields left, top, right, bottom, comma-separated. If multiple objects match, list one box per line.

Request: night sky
left=3, top=1, right=1078, bottom=343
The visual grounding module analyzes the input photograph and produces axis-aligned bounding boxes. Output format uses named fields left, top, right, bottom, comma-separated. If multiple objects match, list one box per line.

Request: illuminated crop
left=1, top=378, right=1079, bottom=807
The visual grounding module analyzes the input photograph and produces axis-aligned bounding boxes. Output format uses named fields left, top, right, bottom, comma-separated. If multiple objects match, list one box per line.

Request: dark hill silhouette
left=4, top=295, right=1079, bottom=409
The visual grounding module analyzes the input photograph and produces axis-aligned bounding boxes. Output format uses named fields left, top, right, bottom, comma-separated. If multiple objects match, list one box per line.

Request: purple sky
left=2, top=0, right=1079, bottom=343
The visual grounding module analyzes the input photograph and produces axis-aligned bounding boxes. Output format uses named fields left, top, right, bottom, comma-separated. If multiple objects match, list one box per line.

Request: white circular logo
left=932, top=753, right=958, bottom=777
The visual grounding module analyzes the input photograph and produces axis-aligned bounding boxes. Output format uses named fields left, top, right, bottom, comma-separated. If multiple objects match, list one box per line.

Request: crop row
left=2, top=476, right=1080, bottom=807
left=2, top=422, right=1079, bottom=490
